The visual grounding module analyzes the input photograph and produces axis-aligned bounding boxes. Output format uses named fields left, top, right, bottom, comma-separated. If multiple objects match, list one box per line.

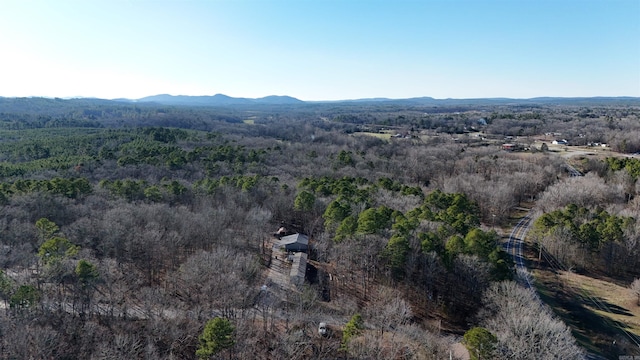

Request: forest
left=0, top=97, right=639, bottom=359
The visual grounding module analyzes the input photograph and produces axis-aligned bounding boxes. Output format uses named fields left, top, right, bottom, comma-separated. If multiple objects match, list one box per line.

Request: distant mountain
left=256, top=95, right=306, bottom=104
left=136, top=94, right=304, bottom=106
left=333, top=96, right=640, bottom=106
left=0, top=95, right=637, bottom=112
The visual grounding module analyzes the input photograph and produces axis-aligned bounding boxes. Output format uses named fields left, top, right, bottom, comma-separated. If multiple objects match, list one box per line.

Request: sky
left=0, top=0, right=638, bottom=101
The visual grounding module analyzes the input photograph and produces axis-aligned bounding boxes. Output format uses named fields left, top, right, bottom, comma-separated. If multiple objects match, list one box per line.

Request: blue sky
left=0, top=0, right=638, bottom=100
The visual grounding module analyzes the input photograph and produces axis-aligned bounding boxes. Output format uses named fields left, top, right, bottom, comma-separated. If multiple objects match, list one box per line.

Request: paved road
left=505, top=212, right=614, bottom=360
left=504, top=214, right=533, bottom=288
left=504, top=164, right=619, bottom=360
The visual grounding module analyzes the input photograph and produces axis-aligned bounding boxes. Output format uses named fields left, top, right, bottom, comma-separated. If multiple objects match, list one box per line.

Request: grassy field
left=352, top=131, right=392, bottom=140
left=531, top=263, right=640, bottom=358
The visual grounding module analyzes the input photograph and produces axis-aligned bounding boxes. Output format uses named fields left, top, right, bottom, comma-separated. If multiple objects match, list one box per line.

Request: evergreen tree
left=463, top=327, right=497, bottom=360
left=196, top=317, right=235, bottom=359
left=341, top=313, right=364, bottom=351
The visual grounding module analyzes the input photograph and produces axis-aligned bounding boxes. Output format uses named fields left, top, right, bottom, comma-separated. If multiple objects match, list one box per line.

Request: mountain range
left=135, top=94, right=304, bottom=106
left=131, top=94, right=640, bottom=107
left=1, top=94, right=639, bottom=109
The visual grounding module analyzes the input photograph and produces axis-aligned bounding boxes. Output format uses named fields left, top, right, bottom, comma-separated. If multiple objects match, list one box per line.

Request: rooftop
left=279, top=233, right=309, bottom=247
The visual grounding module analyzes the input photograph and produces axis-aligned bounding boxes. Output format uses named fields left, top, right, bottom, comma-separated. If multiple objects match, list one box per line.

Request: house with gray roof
left=278, top=233, right=309, bottom=252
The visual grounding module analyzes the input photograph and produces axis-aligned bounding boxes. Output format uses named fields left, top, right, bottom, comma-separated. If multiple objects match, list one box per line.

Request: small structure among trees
left=501, top=143, right=524, bottom=151
left=277, top=233, right=309, bottom=253
left=267, top=227, right=312, bottom=288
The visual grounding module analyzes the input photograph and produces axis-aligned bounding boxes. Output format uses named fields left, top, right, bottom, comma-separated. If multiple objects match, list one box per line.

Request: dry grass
left=352, top=132, right=392, bottom=140
left=563, top=271, right=640, bottom=337
left=531, top=265, right=640, bottom=356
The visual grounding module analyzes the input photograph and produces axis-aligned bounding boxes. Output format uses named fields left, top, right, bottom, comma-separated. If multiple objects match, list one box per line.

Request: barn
left=278, top=233, right=309, bottom=252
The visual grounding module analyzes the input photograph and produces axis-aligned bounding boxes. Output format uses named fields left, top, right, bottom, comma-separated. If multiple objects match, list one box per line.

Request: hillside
left=0, top=99, right=637, bottom=358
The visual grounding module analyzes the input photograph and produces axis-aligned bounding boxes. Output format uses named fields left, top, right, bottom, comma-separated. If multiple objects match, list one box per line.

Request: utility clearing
left=532, top=264, right=640, bottom=357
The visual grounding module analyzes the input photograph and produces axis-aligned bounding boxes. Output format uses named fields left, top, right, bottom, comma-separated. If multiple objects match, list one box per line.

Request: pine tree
left=196, top=317, right=235, bottom=359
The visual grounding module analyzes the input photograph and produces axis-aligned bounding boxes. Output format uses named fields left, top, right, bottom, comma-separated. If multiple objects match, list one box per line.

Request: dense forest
left=0, top=97, right=639, bottom=359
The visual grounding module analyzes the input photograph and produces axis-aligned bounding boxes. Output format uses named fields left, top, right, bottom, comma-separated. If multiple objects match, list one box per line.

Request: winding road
left=503, top=165, right=638, bottom=359
left=504, top=214, right=534, bottom=289
left=505, top=164, right=582, bottom=287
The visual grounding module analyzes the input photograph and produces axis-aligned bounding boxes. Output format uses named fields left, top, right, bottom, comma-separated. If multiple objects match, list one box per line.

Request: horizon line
left=2, top=94, right=639, bottom=102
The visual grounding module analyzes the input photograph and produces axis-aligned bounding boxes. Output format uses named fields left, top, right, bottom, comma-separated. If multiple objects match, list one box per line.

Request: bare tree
left=170, top=247, right=259, bottom=319
left=631, top=278, right=640, bottom=306
left=366, top=287, right=413, bottom=337
left=481, top=281, right=584, bottom=360
left=536, top=172, right=624, bottom=213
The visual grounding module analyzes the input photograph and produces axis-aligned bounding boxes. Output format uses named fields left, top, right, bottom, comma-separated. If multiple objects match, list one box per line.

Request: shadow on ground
left=535, top=271, right=640, bottom=359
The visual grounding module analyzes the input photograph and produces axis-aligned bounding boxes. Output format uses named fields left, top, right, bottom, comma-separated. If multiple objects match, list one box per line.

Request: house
left=502, top=143, right=524, bottom=151
left=289, top=252, right=307, bottom=285
left=278, top=233, right=309, bottom=252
